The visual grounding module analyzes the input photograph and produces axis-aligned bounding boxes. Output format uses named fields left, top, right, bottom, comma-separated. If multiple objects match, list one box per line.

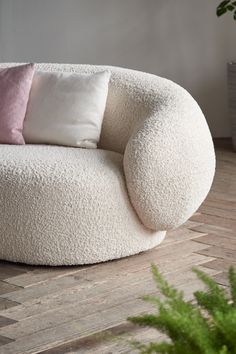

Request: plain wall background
left=0, top=0, right=235, bottom=137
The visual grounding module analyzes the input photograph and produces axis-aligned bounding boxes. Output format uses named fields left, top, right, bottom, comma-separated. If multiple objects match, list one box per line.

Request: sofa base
left=0, top=232, right=166, bottom=266
left=0, top=144, right=166, bottom=266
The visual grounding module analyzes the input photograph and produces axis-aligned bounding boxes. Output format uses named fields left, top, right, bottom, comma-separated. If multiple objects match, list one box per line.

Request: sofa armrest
left=123, top=84, right=215, bottom=231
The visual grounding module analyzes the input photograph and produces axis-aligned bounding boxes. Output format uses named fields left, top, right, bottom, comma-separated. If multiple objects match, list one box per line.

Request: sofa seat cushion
left=0, top=145, right=165, bottom=265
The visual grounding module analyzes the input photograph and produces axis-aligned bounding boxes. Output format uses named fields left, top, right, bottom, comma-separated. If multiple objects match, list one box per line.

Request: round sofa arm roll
left=123, top=84, right=215, bottom=231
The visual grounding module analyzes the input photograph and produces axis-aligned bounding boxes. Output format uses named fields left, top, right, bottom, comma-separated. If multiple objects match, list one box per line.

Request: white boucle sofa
left=0, top=63, right=215, bottom=265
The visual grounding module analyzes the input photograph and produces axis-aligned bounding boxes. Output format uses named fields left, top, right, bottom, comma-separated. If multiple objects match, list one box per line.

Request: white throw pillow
left=23, top=70, right=111, bottom=148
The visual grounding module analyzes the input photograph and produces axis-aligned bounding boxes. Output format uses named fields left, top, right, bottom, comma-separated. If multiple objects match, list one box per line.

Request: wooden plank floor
left=0, top=139, right=235, bottom=354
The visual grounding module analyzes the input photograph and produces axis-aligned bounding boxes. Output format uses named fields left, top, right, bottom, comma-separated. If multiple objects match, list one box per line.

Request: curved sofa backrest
left=0, top=63, right=176, bottom=154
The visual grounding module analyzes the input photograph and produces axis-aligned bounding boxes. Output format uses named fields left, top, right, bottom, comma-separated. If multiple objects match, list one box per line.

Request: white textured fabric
left=123, top=89, right=216, bottom=231
left=23, top=70, right=110, bottom=148
left=0, top=145, right=165, bottom=265
left=0, top=63, right=215, bottom=265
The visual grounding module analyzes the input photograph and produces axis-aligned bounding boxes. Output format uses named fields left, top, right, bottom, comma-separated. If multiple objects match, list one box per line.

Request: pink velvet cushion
left=0, top=63, right=35, bottom=144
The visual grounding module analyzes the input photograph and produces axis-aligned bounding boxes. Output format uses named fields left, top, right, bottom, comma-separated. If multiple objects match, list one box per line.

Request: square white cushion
left=23, top=70, right=111, bottom=148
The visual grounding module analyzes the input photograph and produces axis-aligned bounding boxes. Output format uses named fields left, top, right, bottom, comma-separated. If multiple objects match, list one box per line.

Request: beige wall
left=0, top=0, right=235, bottom=137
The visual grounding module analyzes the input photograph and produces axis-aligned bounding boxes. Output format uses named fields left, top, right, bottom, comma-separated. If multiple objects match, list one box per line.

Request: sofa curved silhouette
left=0, top=63, right=215, bottom=265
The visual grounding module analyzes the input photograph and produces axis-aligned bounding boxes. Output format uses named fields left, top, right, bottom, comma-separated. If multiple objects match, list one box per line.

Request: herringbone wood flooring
left=0, top=139, right=235, bottom=354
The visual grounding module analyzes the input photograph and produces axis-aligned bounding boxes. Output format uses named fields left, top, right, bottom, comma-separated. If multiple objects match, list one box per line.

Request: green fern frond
left=193, top=268, right=229, bottom=315
left=151, top=264, right=181, bottom=300
left=142, top=294, right=162, bottom=307
left=128, top=314, right=162, bottom=330
left=128, top=265, right=236, bottom=354
left=229, top=266, right=236, bottom=307
left=131, top=340, right=175, bottom=354
left=139, top=342, right=175, bottom=354
left=219, top=345, right=231, bottom=354
left=213, top=310, right=236, bottom=350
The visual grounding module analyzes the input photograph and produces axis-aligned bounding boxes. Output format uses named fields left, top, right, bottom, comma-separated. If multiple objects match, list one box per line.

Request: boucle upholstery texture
left=0, top=63, right=215, bottom=265
left=0, top=145, right=165, bottom=265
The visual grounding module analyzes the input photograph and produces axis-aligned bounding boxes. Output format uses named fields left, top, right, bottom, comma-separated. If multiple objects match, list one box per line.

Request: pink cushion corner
left=0, top=63, right=35, bottom=145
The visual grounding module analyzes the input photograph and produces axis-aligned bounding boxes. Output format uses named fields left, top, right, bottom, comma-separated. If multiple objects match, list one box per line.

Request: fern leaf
left=128, top=265, right=236, bottom=354
left=213, top=310, right=236, bottom=350
left=229, top=266, right=236, bottom=307
left=219, top=345, right=230, bottom=354
left=131, top=340, right=175, bottom=354
left=139, top=341, right=175, bottom=354
left=128, top=314, right=162, bottom=330
left=193, top=268, right=229, bottom=314
left=151, top=264, right=182, bottom=301
left=143, top=294, right=162, bottom=307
